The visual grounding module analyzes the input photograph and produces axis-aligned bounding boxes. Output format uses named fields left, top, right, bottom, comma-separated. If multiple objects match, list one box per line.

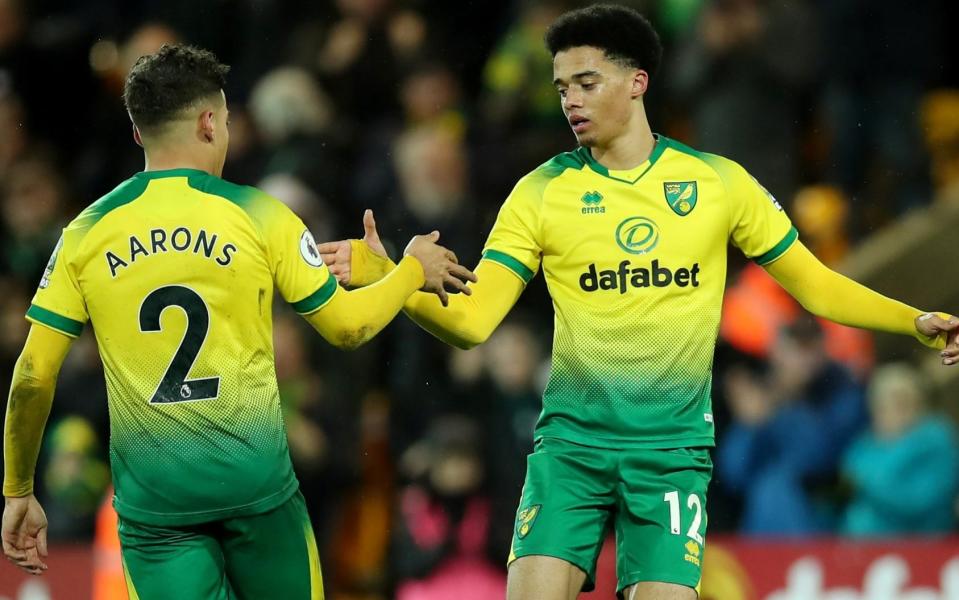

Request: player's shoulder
left=660, top=136, right=754, bottom=189
left=511, top=147, right=590, bottom=199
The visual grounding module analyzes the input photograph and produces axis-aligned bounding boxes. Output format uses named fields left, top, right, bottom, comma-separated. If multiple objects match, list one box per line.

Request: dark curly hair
left=544, top=4, right=663, bottom=79
left=123, top=44, right=230, bottom=133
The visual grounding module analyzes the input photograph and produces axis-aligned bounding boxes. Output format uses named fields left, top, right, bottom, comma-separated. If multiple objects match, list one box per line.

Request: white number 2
left=663, top=491, right=704, bottom=544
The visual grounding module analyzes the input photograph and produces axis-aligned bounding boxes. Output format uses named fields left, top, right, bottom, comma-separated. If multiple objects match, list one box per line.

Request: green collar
left=577, top=134, right=668, bottom=184
left=134, top=168, right=212, bottom=180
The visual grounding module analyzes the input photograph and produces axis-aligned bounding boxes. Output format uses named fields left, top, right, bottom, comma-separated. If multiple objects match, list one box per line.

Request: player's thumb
left=428, top=230, right=440, bottom=243
left=36, top=528, right=47, bottom=557
left=363, top=209, right=376, bottom=234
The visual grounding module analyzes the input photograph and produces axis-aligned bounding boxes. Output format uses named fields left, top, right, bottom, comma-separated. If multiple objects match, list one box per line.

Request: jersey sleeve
left=725, top=160, right=798, bottom=266
left=481, top=174, right=544, bottom=284
left=26, top=233, right=89, bottom=337
left=258, top=197, right=338, bottom=315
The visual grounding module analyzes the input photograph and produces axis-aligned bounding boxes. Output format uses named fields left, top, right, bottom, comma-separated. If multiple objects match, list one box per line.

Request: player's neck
left=142, top=147, right=217, bottom=176
left=588, top=114, right=655, bottom=171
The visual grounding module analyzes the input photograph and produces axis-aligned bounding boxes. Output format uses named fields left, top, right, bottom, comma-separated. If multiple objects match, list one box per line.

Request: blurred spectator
left=477, top=0, right=570, bottom=195
left=273, top=310, right=356, bottom=547
left=819, top=0, right=935, bottom=232
left=391, top=415, right=505, bottom=600
left=840, top=363, right=959, bottom=537
left=481, top=319, right=545, bottom=559
left=0, top=93, right=29, bottom=178
left=40, top=416, right=111, bottom=541
left=1, top=156, right=68, bottom=282
left=351, top=61, right=467, bottom=220
left=246, top=66, right=345, bottom=204
left=721, top=184, right=874, bottom=378
left=670, top=0, right=818, bottom=200
left=292, top=0, right=427, bottom=122
left=921, top=90, right=959, bottom=197
left=717, top=317, right=866, bottom=535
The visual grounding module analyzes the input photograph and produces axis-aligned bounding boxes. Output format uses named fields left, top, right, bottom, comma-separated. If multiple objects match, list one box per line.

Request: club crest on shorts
left=516, top=504, right=541, bottom=539
left=299, top=229, right=323, bottom=267
left=664, top=181, right=697, bottom=216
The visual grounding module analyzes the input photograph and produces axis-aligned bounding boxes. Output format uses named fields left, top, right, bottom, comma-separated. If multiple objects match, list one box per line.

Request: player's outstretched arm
left=764, top=240, right=959, bottom=364
left=319, top=210, right=524, bottom=349
left=304, top=232, right=475, bottom=350
left=401, top=262, right=524, bottom=349
left=3, top=324, right=73, bottom=574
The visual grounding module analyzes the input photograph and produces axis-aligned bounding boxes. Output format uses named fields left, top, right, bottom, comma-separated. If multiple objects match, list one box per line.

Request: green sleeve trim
left=754, top=227, right=799, bottom=266
left=26, top=304, right=84, bottom=337
left=482, top=250, right=534, bottom=284
left=290, top=274, right=338, bottom=314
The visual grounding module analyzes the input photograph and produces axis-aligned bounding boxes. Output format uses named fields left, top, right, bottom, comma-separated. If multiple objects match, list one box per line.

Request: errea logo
left=581, top=190, right=605, bottom=214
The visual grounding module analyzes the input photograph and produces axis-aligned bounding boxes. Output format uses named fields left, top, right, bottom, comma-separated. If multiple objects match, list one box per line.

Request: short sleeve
left=27, top=233, right=89, bottom=337
left=726, top=162, right=797, bottom=265
left=481, top=174, right=544, bottom=284
left=260, top=199, right=338, bottom=315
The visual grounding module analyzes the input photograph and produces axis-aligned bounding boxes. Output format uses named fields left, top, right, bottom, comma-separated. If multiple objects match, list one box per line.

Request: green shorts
left=118, top=490, right=323, bottom=600
left=508, top=437, right=711, bottom=595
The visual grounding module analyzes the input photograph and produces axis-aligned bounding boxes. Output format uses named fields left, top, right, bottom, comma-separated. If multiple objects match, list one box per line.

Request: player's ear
left=132, top=124, right=143, bottom=148
left=199, top=110, right=216, bottom=143
left=631, top=69, right=649, bottom=99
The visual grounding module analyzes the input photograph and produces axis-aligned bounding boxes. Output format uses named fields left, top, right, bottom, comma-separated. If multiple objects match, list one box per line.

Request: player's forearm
left=765, top=242, right=926, bottom=342
left=403, top=261, right=524, bottom=350
left=3, top=356, right=57, bottom=497
left=306, top=256, right=424, bottom=350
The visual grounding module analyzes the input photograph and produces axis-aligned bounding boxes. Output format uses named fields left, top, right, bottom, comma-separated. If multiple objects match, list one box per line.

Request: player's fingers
left=448, top=263, right=478, bottom=283
left=443, top=274, right=471, bottom=295
left=37, top=528, right=47, bottom=558
left=436, top=287, right=449, bottom=307
left=316, top=241, right=343, bottom=254
left=444, top=249, right=459, bottom=264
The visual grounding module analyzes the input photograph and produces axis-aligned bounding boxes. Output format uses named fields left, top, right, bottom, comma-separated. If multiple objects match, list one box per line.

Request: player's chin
left=574, top=132, right=598, bottom=147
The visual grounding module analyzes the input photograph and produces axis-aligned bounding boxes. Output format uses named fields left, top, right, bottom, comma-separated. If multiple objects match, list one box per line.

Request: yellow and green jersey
left=483, top=135, right=795, bottom=448
left=28, top=168, right=339, bottom=526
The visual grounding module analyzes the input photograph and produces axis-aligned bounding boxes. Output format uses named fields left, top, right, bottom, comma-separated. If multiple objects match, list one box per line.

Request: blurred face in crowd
left=2, top=159, right=64, bottom=236
left=769, top=330, right=825, bottom=397
left=552, top=46, right=648, bottom=149
left=869, top=372, right=925, bottom=439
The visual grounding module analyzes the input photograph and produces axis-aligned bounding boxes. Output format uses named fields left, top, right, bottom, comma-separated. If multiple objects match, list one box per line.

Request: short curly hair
left=544, top=4, right=663, bottom=79
left=123, top=44, right=230, bottom=133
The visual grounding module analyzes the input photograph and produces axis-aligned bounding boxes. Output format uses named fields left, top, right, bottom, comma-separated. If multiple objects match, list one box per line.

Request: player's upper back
left=27, top=168, right=337, bottom=524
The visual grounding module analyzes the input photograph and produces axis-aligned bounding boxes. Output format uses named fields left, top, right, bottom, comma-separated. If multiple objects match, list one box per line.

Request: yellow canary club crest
left=516, top=504, right=541, bottom=539
left=664, top=181, right=698, bottom=216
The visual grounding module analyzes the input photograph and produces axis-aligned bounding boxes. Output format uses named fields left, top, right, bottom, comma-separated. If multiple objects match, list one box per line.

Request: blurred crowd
left=3, top=0, right=959, bottom=598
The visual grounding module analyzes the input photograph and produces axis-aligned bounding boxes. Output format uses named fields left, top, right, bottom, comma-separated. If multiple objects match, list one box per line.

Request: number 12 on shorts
left=664, top=491, right=704, bottom=544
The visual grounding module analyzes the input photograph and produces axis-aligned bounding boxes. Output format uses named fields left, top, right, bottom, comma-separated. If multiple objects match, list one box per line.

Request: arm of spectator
left=764, top=241, right=959, bottom=361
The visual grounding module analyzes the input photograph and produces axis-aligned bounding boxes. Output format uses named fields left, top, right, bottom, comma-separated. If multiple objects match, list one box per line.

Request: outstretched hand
left=318, top=210, right=390, bottom=286
left=404, top=231, right=478, bottom=307
left=915, top=313, right=959, bottom=365
left=2, top=495, right=48, bottom=575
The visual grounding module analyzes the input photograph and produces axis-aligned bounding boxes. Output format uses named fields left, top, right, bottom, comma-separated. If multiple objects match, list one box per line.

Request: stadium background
left=2, top=0, right=959, bottom=598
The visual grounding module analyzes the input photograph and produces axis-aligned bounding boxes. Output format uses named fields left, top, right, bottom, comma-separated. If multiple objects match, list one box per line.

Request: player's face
left=553, top=46, right=638, bottom=148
